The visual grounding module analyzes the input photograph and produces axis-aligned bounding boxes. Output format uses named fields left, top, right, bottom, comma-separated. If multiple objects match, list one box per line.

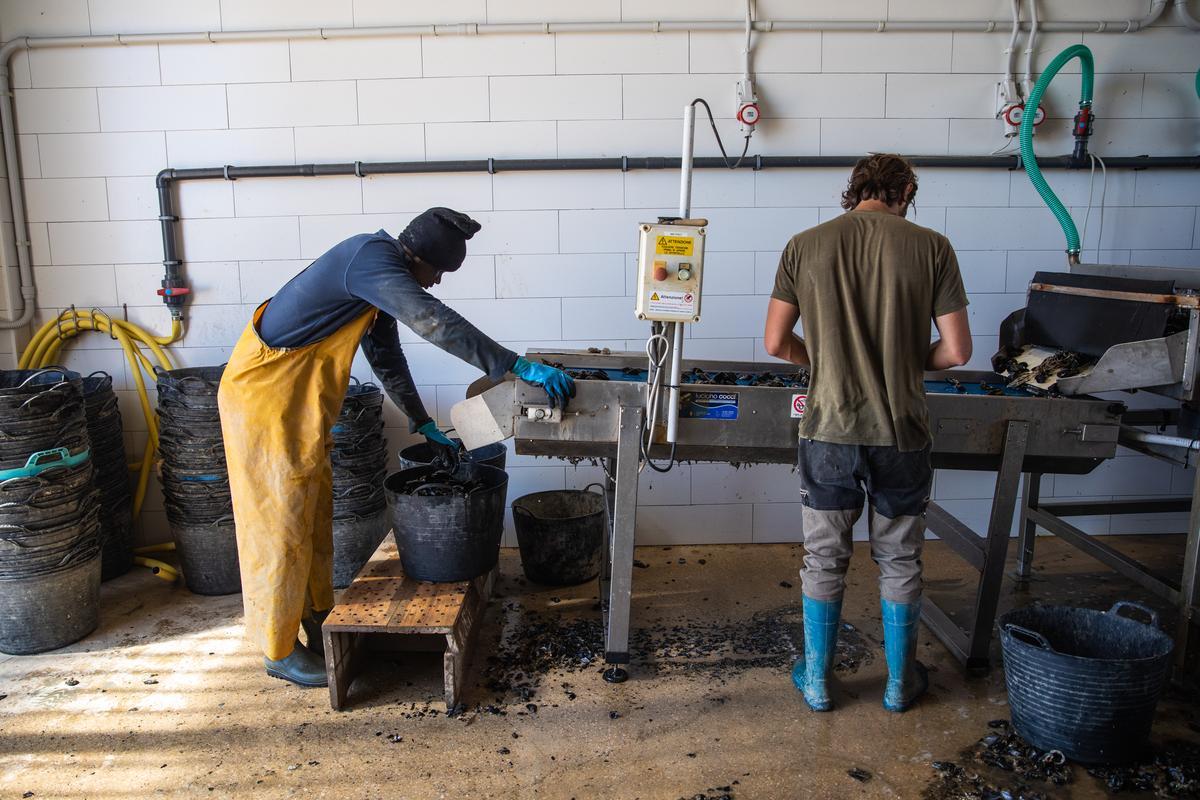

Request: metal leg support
left=1015, top=472, right=1042, bottom=580
left=1177, top=463, right=1200, bottom=681
left=922, top=420, right=1030, bottom=671
left=602, top=404, right=643, bottom=681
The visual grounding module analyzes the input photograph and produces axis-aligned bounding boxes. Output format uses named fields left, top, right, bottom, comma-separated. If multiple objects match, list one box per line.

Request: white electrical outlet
left=1003, top=103, right=1046, bottom=138
left=735, top=79, right=759, bottom=134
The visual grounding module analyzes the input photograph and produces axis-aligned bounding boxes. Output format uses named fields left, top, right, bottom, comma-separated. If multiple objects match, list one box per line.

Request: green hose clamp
left=0, top=448, right=90, bottom=481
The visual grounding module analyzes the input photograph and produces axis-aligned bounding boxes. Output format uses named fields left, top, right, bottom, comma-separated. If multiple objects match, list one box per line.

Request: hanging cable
left=990, top=137, right=1018, bottom=155
left=640, top=329, right=673, bottom=473
left=1092, top=153, right=1108, bottom=262
left=690, top=98, right=752, bottom=170
left=1079, top=151, right=1108, bottom=263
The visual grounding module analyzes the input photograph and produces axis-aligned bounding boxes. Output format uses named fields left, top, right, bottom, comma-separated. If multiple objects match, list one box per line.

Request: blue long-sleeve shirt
left=256, top=230, right=519, bottom=429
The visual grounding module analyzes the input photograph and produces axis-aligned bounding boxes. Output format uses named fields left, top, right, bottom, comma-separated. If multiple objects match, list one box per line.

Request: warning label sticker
left=790, top=393, right=807, bottom=419
left=655, top=235, right=694, bottom=256
left=647, top=290, right=695, bottom=316
left=680, top=391, right=739, bottom=420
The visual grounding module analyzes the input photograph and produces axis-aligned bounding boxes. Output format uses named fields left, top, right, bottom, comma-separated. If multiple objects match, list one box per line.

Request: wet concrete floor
left=1, top=536, right=1196, bottom=799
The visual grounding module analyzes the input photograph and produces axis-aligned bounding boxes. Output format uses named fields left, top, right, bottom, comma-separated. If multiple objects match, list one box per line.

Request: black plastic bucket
left=171, top=515, right=241, bottom=595
left=385, top=462, right=507, bottom=583
left=0, top=552, right=100, bottom=655
left=154, top=365, right=224, bottom=410
left=513, top=485, right=606, bottom=585
left=332, top=507, right=389, bottom=588
left=1000, top=601, right=1174, bottom=765
left=397, top=440, right=507, bottom=472
left=99, top=501, right=134, bottom=582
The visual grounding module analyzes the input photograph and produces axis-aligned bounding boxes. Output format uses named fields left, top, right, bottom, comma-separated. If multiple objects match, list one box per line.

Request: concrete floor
left=1, top=536, right=1197, bottom=800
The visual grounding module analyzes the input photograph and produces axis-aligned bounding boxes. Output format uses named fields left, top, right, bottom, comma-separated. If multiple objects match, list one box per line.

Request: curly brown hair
left=840, top=153, right=918, bottom=211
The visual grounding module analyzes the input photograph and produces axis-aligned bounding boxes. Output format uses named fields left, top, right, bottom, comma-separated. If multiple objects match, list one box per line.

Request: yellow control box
left=634, top=220, right=706, bottom=323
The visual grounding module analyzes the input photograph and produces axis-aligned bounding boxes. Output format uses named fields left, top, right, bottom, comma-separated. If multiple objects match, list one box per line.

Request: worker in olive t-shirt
left=764, top=154, right=972, bottom=714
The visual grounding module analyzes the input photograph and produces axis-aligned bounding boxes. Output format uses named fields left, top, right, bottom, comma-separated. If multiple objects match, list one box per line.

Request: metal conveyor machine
left=454, top=350, right=1124, bottom=677
left=996, top=263, right=1200, bottom=679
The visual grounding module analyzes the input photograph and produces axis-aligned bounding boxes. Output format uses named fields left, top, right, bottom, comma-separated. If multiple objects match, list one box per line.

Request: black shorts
left=797, top=439, right=932, bottom=518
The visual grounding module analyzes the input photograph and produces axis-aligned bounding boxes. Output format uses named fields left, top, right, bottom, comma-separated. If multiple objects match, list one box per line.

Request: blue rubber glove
left=417, top=420, right=460, bottom=471
left=512, top=357, right=576, bottom=409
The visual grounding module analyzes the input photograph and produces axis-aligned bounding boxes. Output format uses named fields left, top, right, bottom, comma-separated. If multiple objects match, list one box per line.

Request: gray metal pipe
left=152, top=150, right=1200, bottom=317
left=1121, top=425, right=1200, bottom=451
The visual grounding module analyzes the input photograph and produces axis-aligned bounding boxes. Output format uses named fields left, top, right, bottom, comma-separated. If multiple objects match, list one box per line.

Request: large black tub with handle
left=385, top=462, right=507, bottom=583
left=512, top=484, right=606, bottom=585
left=397, top=439, right=506, bottom=472
left=999, top=601, right=1174, bottom=765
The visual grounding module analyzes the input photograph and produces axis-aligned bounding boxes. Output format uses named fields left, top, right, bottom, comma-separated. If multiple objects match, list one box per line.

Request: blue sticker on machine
left=680, top=391, right=739, bottom=420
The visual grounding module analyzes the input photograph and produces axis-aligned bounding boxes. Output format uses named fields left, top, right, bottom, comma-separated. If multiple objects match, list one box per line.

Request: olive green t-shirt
left=772, top=210, right=968, bottom=452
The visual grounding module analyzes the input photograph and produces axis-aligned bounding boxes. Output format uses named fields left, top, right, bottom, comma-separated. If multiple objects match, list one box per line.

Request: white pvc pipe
left=743, top=0, right=754, bottom=83
left=1121, top=425, right=1200, bottom=451
left=1176, top=0, right=1200, bottom=30
left=666, top=102, right=697, bottom=446
left=666, top=322, right=684, bottom=444
left=678, top=103, right=696, bottom=220
left=0, top=3, right=1180, bottom=329
left=0, top=39, right=37, bottom=330
left=1004, top=0, right=1021, bottom=95
left=1023, top=0, right=1039, bottom=98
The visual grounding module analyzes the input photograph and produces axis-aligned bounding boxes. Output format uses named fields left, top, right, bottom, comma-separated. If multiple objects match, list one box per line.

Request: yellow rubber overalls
left=218, top=302, right=377, bottom=660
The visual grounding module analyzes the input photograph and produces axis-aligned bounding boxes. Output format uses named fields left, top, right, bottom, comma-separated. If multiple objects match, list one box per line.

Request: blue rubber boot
left=881, top=598, right=928, bottom=712
left=264, top=641, right=328, bottom=688
left=791, top=595, right=842, bottom=712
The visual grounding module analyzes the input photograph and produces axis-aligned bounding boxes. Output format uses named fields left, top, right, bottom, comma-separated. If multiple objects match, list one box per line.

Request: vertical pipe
left=678, top=103, right=696, bottom=218
left=666, top=321, right=684, bottom=443
left=666, top=102, right=696, bottom=445
left=0, top=40, right=37, bottom=330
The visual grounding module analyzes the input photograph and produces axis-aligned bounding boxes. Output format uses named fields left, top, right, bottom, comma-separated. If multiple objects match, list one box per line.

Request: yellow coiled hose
left=19, top=310, right=184, bottom=581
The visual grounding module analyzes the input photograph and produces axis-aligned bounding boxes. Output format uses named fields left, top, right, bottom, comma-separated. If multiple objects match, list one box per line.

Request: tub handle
left=1107, top=600, right=1159, bottom=627
left=582, top=482, right=606, bottom=496
left=1004, top=623, right=1054, bottom=652
left=18, top=367, right=71, bottom=387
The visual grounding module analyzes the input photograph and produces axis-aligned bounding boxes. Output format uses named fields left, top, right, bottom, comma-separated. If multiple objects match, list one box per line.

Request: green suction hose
left=1020, top=44, right=1095, bottom=262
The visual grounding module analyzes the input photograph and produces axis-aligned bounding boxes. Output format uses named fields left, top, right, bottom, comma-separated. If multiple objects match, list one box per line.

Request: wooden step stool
left=322, top=533, right=495, bottom=710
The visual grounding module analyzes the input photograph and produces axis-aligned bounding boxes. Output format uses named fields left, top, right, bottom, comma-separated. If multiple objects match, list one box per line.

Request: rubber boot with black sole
left=791, top=595, right=842, bottom=712
left=264, top=641, right=328, bottom=688
left=882, top=597, right=928, bottom=712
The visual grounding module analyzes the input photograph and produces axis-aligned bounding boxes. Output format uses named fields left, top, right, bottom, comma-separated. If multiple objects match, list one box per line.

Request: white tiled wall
left=0, top=1, right=1196, bottom=546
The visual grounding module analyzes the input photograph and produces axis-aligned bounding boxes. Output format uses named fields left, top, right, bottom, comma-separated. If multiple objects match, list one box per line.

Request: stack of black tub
left=155, top=366, right=239, bottom=596
left=331, top=379, right=390, bottom=587
left=82, top=372, right=134, bottom=580
left=0, top=368, right=102, bottom=655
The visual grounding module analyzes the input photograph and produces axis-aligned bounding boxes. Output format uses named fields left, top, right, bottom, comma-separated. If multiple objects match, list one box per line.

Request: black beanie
left=396, top=207, right=482, bottom=272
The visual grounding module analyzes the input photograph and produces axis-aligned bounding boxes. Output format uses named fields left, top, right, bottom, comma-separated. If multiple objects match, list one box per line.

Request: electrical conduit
left=1019, top=43, right=1095, bottom=262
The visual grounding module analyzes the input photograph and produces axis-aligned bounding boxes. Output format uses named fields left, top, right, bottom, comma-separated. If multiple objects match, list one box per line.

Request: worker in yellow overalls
left=218, top=208, right=575, bottom=687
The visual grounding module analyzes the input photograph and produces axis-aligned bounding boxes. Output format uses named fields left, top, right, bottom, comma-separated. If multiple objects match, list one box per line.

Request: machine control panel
left=635, top=219, right=706, bottom=323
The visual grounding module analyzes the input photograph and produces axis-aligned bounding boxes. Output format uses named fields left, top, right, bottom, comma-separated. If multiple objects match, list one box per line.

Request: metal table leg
left=1177, top=464, right=1200, bottom=681
left=923, top=420, right=1029, bottom=670
left=602, top=404, right=642, bottom=681
left=1016, top=472, right=1042, bottom=580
